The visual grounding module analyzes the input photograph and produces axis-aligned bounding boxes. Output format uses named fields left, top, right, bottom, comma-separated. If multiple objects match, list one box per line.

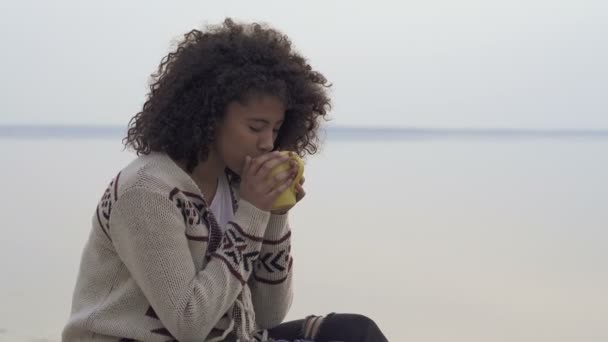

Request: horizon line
left=1, top=124, right=608, bottom=140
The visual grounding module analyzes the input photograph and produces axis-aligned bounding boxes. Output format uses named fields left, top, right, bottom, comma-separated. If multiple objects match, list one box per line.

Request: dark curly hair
left=123, top=18, right=331, bottom=173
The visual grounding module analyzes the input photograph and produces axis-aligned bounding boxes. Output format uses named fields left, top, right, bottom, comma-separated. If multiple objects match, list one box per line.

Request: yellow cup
left=270, top=151, right=304, bottom=211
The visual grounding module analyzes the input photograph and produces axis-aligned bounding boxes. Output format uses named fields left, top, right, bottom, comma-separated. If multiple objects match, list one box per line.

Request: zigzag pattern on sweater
left=95, top=171, right=121, bottom=242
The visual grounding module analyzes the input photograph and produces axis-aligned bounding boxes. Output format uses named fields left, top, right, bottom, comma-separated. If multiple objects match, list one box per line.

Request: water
left=1, top=137, right=607, bottom=341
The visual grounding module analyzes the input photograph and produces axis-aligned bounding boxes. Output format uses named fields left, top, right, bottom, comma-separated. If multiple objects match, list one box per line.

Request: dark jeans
left=267, top=313, right=388, bottom=342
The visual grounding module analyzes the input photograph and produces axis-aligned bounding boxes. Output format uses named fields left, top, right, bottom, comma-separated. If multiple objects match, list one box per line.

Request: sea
left=1, top=126, right=607, bottom=341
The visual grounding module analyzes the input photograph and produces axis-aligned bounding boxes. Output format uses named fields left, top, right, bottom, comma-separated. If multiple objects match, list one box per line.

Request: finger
left=296, top=190, right=306, bottom=202
left=283, top=159, right=301, bottom=178
left=269, top=176, right=295, bottom=198
left=299, top=175, right=305, bottom=185
left=295, top=183, right=306, bottom=201
left=256, top=153, right=290, bottom=178
left=250, top=151, right=283, bottom=176
left=242, top=155, right=252, bottom=177
left=264, top=168, right=294, bottom=191
left=267, top=168, right=296, bottom=192
left=277, top=168, right=296, bottom=183
left=288, top=160, right=301, bottom=175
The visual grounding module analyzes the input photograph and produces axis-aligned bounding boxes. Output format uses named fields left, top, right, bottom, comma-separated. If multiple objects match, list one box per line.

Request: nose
left=258, top=130, right=275, bottom=153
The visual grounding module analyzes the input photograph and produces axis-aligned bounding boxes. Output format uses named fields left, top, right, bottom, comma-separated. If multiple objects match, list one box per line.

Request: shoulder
left=104, top=152, right=200, bottom=204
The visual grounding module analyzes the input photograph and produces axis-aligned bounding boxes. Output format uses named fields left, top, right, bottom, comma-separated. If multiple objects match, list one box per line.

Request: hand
left=239, top=151, right=296, bottom=212
left=271, top=173, right=306, bottom=215
left=295, top=175, right=306, bottom=202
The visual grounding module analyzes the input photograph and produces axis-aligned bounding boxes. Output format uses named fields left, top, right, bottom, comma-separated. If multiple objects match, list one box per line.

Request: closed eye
left=249, top=126, right=263, bottom=132
left=250, top=126, right=282, bottom=133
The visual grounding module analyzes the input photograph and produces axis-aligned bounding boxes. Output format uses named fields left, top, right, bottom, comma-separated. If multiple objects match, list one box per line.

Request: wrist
left=265, top=212, right=290, bottom=240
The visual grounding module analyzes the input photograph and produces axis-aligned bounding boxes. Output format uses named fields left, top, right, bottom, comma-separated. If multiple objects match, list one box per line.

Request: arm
left=111, top=186, right=270, bottom=341
left=248, top=213, right=294, bottom=329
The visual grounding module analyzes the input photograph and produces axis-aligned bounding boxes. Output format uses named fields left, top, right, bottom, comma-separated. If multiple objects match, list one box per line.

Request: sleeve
left=110, top=186, right=270, bottom=341
left=248, top=213, right=294, bottom=329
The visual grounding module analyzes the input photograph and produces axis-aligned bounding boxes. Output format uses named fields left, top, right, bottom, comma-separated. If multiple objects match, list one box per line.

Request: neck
left=177, top=149, right=225, bottom=199
left=192, top=152, right=224, bottom=186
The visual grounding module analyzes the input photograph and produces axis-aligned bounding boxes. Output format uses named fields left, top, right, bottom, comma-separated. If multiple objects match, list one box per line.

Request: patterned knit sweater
left=62, top=152, right=294, bottom=342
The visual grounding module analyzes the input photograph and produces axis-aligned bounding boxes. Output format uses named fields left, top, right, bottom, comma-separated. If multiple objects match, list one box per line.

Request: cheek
left=220, top=132, right=250, bottom=174
left=225, top=151, right=245, bottom=175
left=220, top=144, right=241, bottom=170
left=222, top=122, right=272, bottom=169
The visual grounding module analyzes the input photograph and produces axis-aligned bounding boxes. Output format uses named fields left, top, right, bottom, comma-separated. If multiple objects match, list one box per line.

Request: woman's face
left=213, top=94, right=286, bottom=175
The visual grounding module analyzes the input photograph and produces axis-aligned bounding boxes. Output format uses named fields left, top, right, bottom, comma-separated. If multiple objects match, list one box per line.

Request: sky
left=0, top=0, right=606, bottom=129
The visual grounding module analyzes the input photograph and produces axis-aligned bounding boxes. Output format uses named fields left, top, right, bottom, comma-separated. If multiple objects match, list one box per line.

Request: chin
left=225, top=163, right=242, bottom=176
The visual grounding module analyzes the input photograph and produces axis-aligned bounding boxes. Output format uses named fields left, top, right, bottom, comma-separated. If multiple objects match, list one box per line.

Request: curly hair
left=123, top=18, right=332, bottom=173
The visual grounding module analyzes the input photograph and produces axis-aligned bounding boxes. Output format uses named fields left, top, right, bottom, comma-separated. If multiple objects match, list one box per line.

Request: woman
left=63, top=18, right=387, bottom=342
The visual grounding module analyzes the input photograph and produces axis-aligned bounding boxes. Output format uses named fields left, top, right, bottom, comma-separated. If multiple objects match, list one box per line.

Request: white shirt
left=209, top=173, right=235, bottom=230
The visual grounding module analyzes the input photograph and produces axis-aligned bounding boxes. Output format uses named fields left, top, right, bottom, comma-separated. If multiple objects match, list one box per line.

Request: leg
left=315, top=313, right=387, bottom=342
left=267, top=313, right=387, bottom=342
left=266, top=317, right=306, bottom=341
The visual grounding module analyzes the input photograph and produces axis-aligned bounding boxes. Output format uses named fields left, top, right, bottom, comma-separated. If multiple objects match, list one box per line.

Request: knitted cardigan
left=63, top=152, right=294, bottom=342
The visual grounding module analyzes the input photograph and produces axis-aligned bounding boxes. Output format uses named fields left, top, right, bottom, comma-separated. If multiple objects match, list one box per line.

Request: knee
left=320, top=313, right=387, bottom=341
left=341, top=313, right=377, bottom=327
left=345, top=314, right=382, bottom=334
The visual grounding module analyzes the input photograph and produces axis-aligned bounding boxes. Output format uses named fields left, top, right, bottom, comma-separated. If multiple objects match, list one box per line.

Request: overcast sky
left=1, top=0, right=606, bottom=129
